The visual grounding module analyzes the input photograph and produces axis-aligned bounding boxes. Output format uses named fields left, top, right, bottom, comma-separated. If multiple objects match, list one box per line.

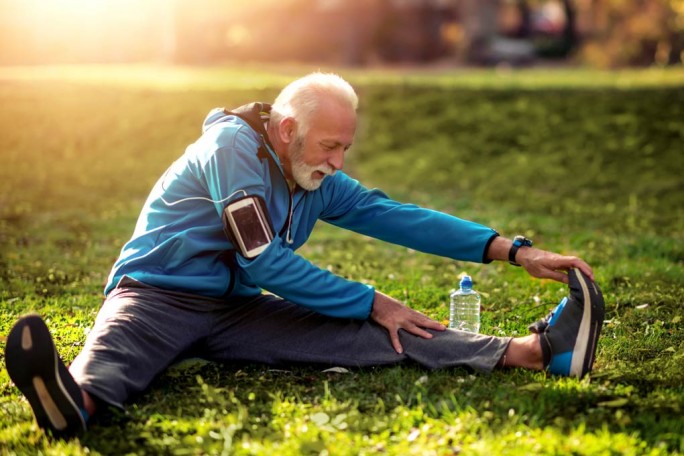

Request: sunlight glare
left=21, top=0, right=143, bottom=21
left=6, top=0, right=168, bottom=64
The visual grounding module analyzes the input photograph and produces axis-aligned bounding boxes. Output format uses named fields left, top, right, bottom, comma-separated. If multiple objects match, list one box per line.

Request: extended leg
left=497, top=334, right=543, bottom=370
left=202, top=294, right=510, bottom=372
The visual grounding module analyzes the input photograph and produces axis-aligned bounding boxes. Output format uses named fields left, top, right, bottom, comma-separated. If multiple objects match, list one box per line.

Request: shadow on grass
left=77, top=360, right=683, bottom=454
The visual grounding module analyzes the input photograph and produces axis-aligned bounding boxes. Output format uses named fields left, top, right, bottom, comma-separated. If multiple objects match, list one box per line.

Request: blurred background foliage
left=0, top=76, right=681, bottom=299
left=0, top=0, right=682, bottom=69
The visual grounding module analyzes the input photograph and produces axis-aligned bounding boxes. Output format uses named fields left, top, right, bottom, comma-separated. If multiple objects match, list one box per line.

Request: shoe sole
left=568, top=269, right=605, bottom=377
left=5, top=314, right=86, bottom=438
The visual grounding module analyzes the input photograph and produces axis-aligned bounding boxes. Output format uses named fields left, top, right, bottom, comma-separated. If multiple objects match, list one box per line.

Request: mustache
left=316, top=166, right=335, bottom=176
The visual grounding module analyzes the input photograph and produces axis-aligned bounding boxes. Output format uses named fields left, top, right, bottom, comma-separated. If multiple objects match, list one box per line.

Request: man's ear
left=279, top=117, right=296, bottom=144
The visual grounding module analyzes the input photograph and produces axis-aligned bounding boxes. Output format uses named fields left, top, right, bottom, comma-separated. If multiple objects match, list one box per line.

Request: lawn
left=0, top=65, right=682, bottom=455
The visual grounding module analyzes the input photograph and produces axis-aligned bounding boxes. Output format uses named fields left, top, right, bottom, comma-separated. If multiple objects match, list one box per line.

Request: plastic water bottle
left=449, top=275, right=481, bottom=333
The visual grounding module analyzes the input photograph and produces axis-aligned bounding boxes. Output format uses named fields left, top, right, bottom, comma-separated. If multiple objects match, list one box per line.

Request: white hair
left=270, top=72, right=358, bottom=137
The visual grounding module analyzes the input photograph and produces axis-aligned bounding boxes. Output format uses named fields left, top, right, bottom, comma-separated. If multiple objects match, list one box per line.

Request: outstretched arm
left=486, top=236, right=594, bottom=283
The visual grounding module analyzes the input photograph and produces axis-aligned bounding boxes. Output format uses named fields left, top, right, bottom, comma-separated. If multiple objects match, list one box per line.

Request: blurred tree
left=579, top=0, right=683, bottom=67
left=534, top=0, right=578, bottom=58
left=461, top=0, right=577, bottom=64
left=0, top=0, right=680, bottom=67
left=460, top=0, right=681, bottom=66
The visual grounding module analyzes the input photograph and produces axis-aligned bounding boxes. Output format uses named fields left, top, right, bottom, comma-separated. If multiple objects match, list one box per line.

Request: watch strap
left=509, top=236, right=532, bottom=266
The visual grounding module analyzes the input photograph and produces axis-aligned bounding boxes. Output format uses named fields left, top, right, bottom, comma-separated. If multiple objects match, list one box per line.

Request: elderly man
left=5, top=73, right=604, bottom=438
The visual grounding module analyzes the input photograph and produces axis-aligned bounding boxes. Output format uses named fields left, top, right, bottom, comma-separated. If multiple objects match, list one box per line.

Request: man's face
left=287, top=98, right=356, bottom=191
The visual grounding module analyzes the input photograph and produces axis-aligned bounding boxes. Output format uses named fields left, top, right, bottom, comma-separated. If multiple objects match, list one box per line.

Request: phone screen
left=232, top=205, right=270, bottom=250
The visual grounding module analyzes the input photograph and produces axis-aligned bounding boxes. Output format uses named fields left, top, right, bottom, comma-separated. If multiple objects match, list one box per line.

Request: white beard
left=289, top=137, right=335, bottom=191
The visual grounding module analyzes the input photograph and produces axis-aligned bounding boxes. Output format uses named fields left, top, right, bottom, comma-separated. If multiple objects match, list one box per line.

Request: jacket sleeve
left=195, top=123, right=375, bottom=320
left=319, top=172, right=499, bottom=264
left=237, top=238, right=375, bottom=319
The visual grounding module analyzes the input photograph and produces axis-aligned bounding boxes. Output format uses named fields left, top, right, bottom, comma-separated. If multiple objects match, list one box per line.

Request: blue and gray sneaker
left=5, top=314, right=87, bottom=438
left=528, top=268, right=605, bottom=378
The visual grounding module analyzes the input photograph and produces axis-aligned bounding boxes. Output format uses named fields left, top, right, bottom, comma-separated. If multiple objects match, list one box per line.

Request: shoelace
left=528, top=309, right=556, bottom=334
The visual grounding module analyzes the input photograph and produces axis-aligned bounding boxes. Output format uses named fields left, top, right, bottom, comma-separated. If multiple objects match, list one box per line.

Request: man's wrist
left=509, top=235, right=533, bottom=266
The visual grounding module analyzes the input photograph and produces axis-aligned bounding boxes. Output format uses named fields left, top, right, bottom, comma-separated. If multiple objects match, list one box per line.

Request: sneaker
left=528, top=268, right=605, bottom=378
left=5, top=314, right=87, bottom=438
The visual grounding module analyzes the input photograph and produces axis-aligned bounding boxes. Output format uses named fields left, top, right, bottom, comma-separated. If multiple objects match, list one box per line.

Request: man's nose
left=328, top=148, right=345, bottom=171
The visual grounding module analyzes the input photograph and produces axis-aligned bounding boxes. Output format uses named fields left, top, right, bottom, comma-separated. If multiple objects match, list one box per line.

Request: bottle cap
left=460, top=275, right=472, bottom=289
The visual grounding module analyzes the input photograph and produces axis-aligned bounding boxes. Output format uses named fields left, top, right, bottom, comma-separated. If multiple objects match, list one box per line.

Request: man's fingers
left=556, top=255, right=592, bottom=275
left=373, top=293, right=447, bottom=354
left=408, top=309, right=446, bottom=329
left=406, top=326, right=434, bottom=340
left=389, top=320, right=439, bottom=353
left=390, top=330, right=403, bottom=354
left=553, top=257, right=594, bottom=282
left=422, top=319, right=447, bottom=332
left=546, top=270, right=569, bottom=284
left=571, top=260, right=594, bottom=281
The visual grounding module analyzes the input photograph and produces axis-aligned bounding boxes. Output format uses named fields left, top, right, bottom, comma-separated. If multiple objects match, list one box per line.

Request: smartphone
left=222, top=196, right=274, bottom=258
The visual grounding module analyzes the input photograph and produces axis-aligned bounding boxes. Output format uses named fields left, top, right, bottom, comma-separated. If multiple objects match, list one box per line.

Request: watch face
left=513, top=236, right=533, bottom=247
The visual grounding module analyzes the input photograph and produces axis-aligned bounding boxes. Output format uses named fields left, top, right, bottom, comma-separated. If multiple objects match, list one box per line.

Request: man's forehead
left=312, top=121, right=355, bottom=140
left=316, top=96, right=355, bottom=116
left=309, top=102, right=355, bottom=132
left=320, top=138, right=353, bottom=147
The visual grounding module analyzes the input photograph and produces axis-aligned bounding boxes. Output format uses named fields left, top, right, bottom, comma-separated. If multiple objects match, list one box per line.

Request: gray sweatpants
left=69, top=276, right=510, bottom=409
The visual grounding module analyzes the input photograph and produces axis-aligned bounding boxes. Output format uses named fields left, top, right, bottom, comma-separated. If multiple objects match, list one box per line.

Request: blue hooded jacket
left=105, top=109, right=498, bottom=320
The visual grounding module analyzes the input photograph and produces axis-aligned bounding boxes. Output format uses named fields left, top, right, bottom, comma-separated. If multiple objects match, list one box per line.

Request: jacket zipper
left=261, top=133, right=295, bottom=245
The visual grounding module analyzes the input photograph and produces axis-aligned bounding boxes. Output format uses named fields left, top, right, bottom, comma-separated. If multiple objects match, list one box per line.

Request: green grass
left=1, top=66, right=683, bottom=455
left=1, top=64, right=683, bottom=90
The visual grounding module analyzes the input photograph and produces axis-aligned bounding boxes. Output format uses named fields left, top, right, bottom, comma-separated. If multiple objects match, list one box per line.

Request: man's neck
left=286, top=179, right=297, bottom=193
left=266, top=122, right=295, bottom=187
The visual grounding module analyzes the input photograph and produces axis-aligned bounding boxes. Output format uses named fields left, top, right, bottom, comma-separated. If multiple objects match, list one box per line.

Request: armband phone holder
left=222, top=195, right=274, bottom=258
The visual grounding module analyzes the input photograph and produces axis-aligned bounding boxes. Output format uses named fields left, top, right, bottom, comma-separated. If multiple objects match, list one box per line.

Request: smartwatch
left=509, top=235, right=533, bottom=266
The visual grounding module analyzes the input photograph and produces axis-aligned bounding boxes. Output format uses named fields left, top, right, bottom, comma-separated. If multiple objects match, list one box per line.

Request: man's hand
left=370, top=291, right=446, bottom=354
left=516, top=246, right=593, bottom=284
left=486, top=236, right=594, bottom=284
